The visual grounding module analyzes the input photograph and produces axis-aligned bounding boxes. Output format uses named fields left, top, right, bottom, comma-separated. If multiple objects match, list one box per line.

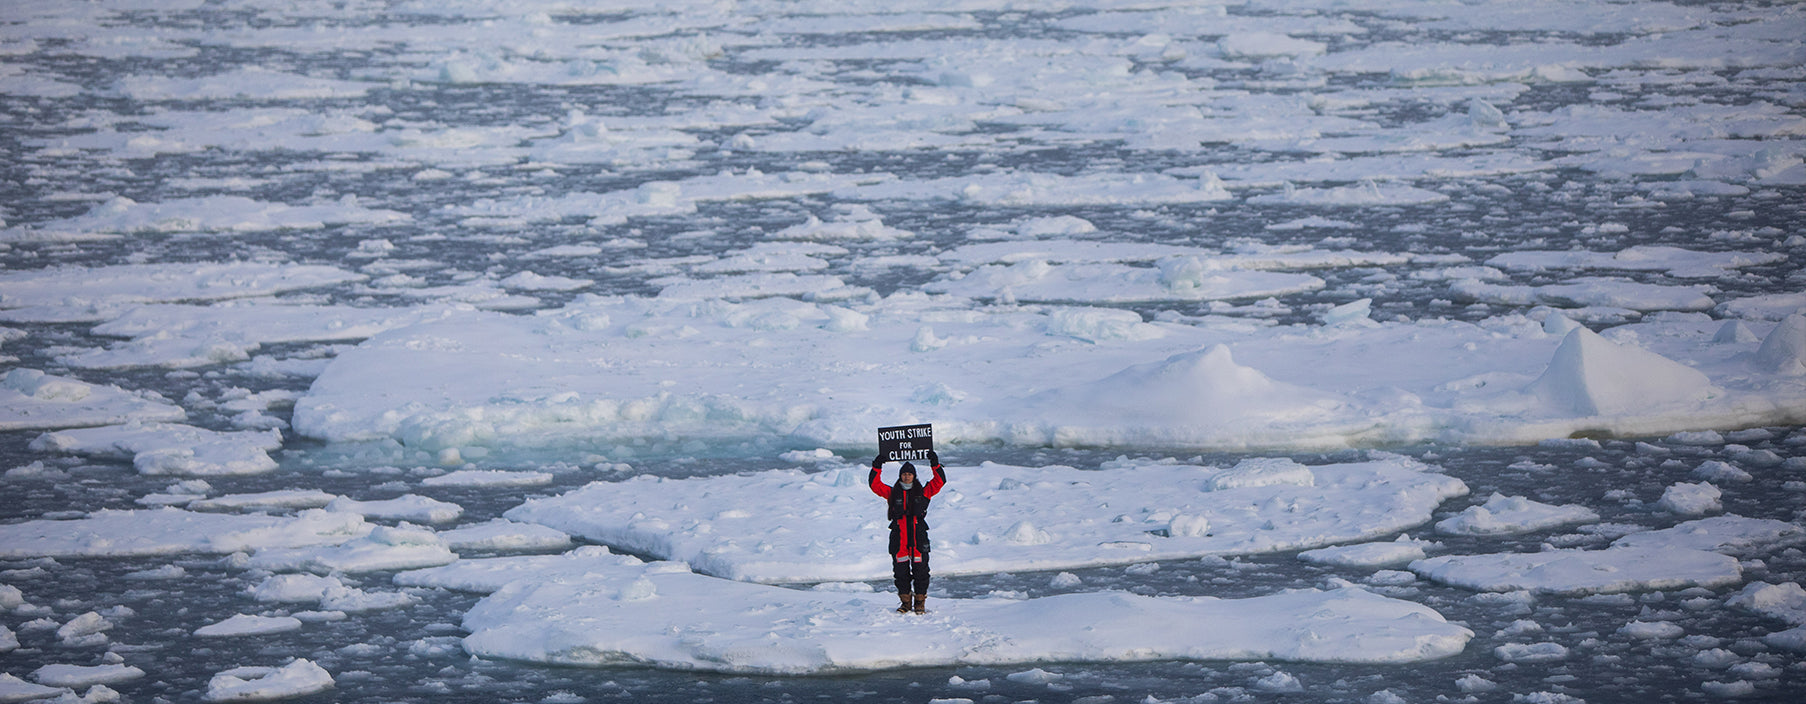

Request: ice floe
left=1410, top=546, right=1741, bottom=595
left=449, top=554, right=1472, bottom=673
left=1433, top=494, right=1600, bottom=536
left=31, top=422, right=282, bottom=476
left=204, top=659, right=333, bottom=702
left=290, top=293, right=1806, bottom=455
left=0, top=262, right=367, bottom=324
left=0, top=508, right=370, bottom=558
left=0, top=369, right=184, bottom=431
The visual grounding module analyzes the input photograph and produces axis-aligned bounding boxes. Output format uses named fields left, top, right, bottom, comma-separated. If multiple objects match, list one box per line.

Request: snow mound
left=1526, top=327, right=1716, bottom=416
left=505, top=457, right=1467, bottom=583
left=1755, top=315, right=1806, bottom=375
left=1205, top=457, right=1316, bottom=491
left=459, top=557, right=1472, bottom=673
left=1027, top=345, right=1359, bottom=448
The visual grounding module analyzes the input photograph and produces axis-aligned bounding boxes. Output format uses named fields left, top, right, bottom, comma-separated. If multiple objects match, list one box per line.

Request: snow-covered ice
left=0, top=508, right=370, bottom=558
left=454, top=555, right=1472, bottom=673
left=203, top=659, right=333, bottom=702
left=1433, top=494, right=1600, bottom=536
left=505, top=456, right=1468, bottom=583
left=1411, top=546, right=1742, bottom=595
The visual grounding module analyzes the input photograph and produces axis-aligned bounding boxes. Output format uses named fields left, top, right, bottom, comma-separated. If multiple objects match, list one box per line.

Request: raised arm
left=868, top=455, right=891, bottom=498
left=923, top=449, right=946, bottom=497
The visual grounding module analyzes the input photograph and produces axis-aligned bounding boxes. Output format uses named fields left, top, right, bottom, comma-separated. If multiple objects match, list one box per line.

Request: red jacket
left=869, top=463, right=945, bottom=559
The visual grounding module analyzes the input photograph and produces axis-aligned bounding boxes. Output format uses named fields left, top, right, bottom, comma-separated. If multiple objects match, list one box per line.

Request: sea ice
left=325, top=495, right=463, bottom=523
left=1612, top=515, right=1806, bottom=555
left=247, top=523, right=456, bottom=574
left=437, top=519, right=571, bottom=552
left=0, top=673, right=65, bottom=702
left=30, top=422, right=281, bottom=476
left=0, top=369, right=184, bottom=431
left=290, top=291, right=1806, bottom=455
left=194, top=614, right=304, bottom=638
left=505, top=456, right=1467, bottom=583
left=30, top=663, right=143, bottom=688
left=0, top=508, right=370, bottom=558
left=0, top=195, right=405, bottom=242
left=0, top=262, right=366, bottom=324
left=1298, top=536, right=1435, bottom=569
left=420, top=470, right=553, bottom=488
left=1410, top=546, right=1741, bottom=594
left=204, top=659, right=333, bottom=702
left=457, top=555, right=1472, bottom=673
left=1433, top=494, right=1600, bottom=536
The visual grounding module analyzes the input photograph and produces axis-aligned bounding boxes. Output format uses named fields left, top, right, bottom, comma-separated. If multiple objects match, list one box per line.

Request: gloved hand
left=871, top=454, right=883, bottom=469
left=926, top=449, right=939, bottom=465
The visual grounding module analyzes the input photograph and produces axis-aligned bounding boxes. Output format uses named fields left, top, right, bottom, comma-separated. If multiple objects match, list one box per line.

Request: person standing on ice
left=870, top=450, right=946, bottom=614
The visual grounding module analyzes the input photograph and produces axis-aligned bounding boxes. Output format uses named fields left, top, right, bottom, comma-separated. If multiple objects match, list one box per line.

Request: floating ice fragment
left=195, top=614, right=304, bottom=638
left=1658, top=481, right=1722, bottom=516
left=1410, top=546, right=1740, bottom=594
left=204, top=659, right=333, bottom=702
left=1434, top=494, right=1599, bottom=536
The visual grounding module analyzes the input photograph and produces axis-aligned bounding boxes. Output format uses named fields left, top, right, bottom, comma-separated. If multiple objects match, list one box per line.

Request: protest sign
left=877, top=423, right=933, bottom=462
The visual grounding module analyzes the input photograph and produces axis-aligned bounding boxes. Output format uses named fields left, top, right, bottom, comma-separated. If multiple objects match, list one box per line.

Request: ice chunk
left=0, top=673, right=66, bottom=702
left=438, top=519, right=572, bottom=552
left=32, top=423, right=282, bottom=476
left=31, top=664, right=142, bottom=685
left=0, top=370, right=184, bottom=431
left=1434, top=494, right=1599, bottom=536
left=1525, top=327, right=1717, bottom=417
left=1657, top=481, right=1722, bottom=516
left=0, top=508, right=370, bottom=558
left=249, top=523, right=456, bottom=573
left=420, top=470, right=553, bottom=488
left=1727, top=582, right=1806, bottom=625
left=1410, top=546, right=1741, bottom=594
left=190, top=490, right=339, bottom=512
left=204, top=659, right=333, bottom=702
left=1691, top=460, right=1752, bottom=483
left=325, top=495, right=463, bottom=523
left=1611, top=515, right=1804, bottom=556
left=1298, top=535, right=1433, bottom=569
left=195, top=614, right=304, bottom=638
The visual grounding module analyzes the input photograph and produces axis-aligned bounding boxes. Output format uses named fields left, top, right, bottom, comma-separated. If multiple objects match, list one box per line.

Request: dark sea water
left=2, top=2, right=1804, bottom=702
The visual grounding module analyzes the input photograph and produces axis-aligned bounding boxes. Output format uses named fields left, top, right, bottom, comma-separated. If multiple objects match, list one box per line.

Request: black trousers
left=892, top=554, right=929, bottom=595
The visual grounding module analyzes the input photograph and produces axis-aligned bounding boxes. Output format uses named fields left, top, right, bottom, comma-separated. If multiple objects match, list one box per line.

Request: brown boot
left=912, top=593, right=926, bottom=614
left=896, top=593, right=913, bottom=613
